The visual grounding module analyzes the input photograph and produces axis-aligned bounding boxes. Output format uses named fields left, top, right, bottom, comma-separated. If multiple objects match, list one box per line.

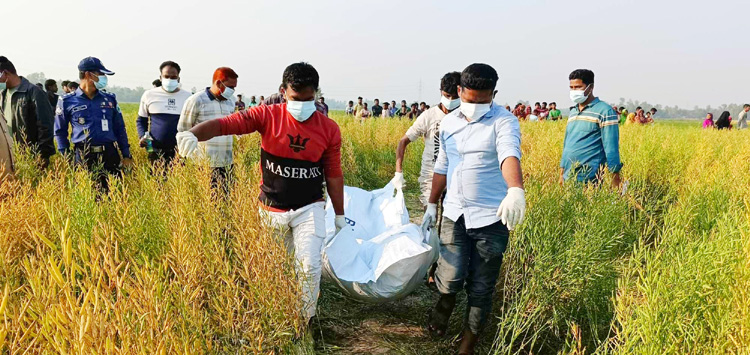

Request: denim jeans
left=434, top=215, right=509, bottom=334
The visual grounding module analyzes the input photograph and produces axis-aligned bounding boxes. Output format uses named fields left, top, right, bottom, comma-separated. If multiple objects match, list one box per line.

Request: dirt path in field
left=310, top=194, right=499, bottom=355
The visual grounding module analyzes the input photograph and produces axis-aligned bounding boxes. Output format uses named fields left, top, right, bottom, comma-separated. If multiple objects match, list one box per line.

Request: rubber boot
left=457, top=329, right=479, bottom=355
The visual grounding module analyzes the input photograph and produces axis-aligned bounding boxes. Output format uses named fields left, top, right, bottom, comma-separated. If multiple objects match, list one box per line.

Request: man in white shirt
left=422, top=63, right=526, bottom=355
left=137, top=61, right=191, bottom=166
left=177, top=67, right=237, bottom=192
left=393, top=71, right=461, bottom=207
left=736, top=104, right=749, bottom=130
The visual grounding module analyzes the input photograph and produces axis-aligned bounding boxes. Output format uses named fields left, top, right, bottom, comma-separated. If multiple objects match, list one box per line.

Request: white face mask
left=286, top=99, right=317, bottom=122
left=162, top=78, right=179, bottom=92
left=460, top=102, right=492, bottom=120
left=440, top=96, right=461, bottom=111
left=570, top=84, right=591, bottom=104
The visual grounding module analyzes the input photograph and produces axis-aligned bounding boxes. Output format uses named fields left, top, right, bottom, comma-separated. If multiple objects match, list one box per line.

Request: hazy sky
left=4, top=0, right=749, bottom=107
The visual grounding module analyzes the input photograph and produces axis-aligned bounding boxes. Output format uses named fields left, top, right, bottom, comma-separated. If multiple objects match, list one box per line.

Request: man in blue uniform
left=55, top=57, right=132, bottom=192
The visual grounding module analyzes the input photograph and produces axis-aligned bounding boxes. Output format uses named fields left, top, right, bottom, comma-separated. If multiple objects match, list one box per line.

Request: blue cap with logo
left=77, top=57, right=115, bottom=75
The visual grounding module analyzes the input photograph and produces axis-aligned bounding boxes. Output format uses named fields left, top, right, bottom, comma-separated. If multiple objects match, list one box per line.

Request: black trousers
left=147, top=142, right=177, bottom=167
left=211, top=165, right=234, bottom=197
left=74, top=142, right=121, bottom=193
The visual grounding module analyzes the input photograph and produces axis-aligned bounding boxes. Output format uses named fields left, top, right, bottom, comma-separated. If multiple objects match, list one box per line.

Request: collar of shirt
left=205, top=87, right=219, bottom=101
left=569, top=97, right=601, bottom=115
left=73, top=87, right=102, bottom=100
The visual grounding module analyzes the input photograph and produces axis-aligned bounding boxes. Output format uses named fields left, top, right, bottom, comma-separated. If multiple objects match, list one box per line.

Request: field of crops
left=0, top=103, right=748, bottom=354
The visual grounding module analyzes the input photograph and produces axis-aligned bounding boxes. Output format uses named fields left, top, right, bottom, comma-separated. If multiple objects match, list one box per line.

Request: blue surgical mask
left=220, top=81, right=234, bottom=100
left=162, top=78, right=179, bottom=92
left=570, top=84, right=591, bottom=104
left=286, top=99, right=317, bottom=122
left=95, top=75, right=108, bottom=90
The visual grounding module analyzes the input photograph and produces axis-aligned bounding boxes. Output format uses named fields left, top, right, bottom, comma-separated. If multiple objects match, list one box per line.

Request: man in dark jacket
left=45, top=79, right=59, bottom=108
left=0, top=56, right=56, bottom=167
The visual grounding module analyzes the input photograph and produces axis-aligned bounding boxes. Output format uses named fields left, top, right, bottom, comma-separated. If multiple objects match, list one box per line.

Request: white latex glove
left=334, top=215, right=347, bottom=234
left=422, top=203, right=438, bottom=228
left=392, top=171, right=405, bottom=189
left=176, top=131, right=198, bottom=158
left=497, top=187, right=526, bottom=231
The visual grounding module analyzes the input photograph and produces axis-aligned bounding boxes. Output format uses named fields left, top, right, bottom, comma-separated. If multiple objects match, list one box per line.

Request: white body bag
left=323, top=182, right=438, bottom=302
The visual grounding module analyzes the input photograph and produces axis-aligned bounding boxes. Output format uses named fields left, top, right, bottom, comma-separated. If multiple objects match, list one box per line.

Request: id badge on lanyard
left=101, top=109, right=109, bottom=131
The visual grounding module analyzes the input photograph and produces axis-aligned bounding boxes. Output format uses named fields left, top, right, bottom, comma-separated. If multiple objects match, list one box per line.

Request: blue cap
left=77, top=57, right=115, bottom=75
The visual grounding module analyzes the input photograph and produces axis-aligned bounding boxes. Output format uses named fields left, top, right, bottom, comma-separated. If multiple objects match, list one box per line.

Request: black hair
left=358, top=96, right=363, bottom=100
left=440, top=71, right=461, bottom=96
left=550, top=102, right=557, bottom=106
left=535, top=102, right=540, bottom=106
left=67, top=82, right=79, bottom=89
left=383, top=102, right=390, bottom=106
left=374, top=98, right=379, bottom=102
left=636, top=106, right=642, bottom=110
left=401, top=100, right=406, bottom=104
left=460, top=63, right=498, bottom=91
left=716, top=111, right=731, bottom=129
left=152, top=79, right=162, bottom=87
left=650, top=108, right=658, bottom=113
left=411, top=102, right=418, bottom=107
left=348, top=100, right=353, bottom=104
left=0, top=56, right=17, bottom=75
left=420, top=102, right=426, bottom=106
left=319, top=97, right=325, bottom=101
left=44, top=79, right=57, bottom=90
left=78, top=71, right=86, bottom=80
left=744, top=104, right=750, bottom=109
left=159, top=60, right=181, bottom=74
left=568, top=69, right=594, bottom=85
left=542, top=102, right=547, bottom=105
left=282, top=62, right=319, bottom=92
left=619, top=106, right=625, bottom=111
left=61, top=80, right=70, bottom=87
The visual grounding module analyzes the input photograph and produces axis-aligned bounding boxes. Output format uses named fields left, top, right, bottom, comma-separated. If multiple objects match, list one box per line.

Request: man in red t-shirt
left=176, top=62, right=346, bottom=323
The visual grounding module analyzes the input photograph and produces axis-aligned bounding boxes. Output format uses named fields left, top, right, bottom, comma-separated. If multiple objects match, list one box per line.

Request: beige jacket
left=0, top=114, right=15, bottom=179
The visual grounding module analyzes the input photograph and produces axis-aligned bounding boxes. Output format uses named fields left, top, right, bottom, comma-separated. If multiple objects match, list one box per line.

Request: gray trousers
left=435, top=215, right=509, bottom=334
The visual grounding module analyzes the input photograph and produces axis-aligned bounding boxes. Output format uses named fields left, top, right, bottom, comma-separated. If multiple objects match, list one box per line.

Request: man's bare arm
left=326, top=176, right=345, bottom=215
left=189, top=120, right=223, bottom=142
left=395, top=136, right=412, bottom=172
left=428, top=173, right=447, bottom=204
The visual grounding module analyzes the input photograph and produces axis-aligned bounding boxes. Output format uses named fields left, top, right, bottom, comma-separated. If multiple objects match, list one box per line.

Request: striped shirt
left=178, top=88, right=235, bottom=168
left=560, top=97, right=622, bottom=182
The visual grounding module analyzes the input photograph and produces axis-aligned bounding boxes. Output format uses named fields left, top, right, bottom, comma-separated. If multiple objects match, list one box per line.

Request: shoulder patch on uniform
left=116, top=105, right=121, bottom=113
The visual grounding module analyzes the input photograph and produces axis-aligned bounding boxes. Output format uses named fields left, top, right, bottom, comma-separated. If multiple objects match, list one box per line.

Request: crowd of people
left=510, top=102, right=563, bottom=121
left=342, top=97, right=432, bottom=121
left=0, top=51, right=746, bottom=355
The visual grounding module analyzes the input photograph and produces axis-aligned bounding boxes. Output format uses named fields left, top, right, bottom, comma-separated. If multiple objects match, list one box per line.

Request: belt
left=74, top=143, right=108, bottom=153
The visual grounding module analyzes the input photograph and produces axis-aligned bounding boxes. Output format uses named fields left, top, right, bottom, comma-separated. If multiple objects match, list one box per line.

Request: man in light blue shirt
left=422, top=63, right=526, bottom=354
left=560, top=69, right=622, bottom=187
